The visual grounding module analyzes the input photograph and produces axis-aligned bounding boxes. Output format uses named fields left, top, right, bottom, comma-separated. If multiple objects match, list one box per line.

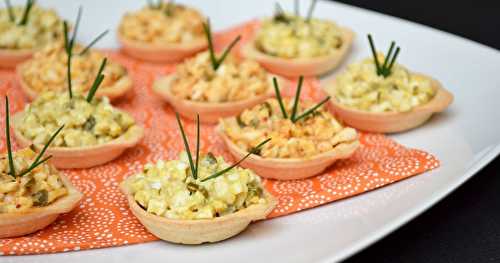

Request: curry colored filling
left=169, top=51, right=271, bottom=103
left=255, top=14, right=343, bottom=59
left=333, top=56, right=436, bottom=112
left=126, top=152, right=267, bottom=220
left=0, top=4, right=63, bottom=50
left=0, top=148, right=67, bottom=213
left=119, top=3, right=205, bottom=45
left=21, top=41, right=129, bottom=95
left=220, top=98, right=358, bottom=159
left=16, top=92, right=136, bottom=147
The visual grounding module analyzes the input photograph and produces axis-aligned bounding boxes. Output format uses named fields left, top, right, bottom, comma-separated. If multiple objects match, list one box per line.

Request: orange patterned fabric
left=0, top=21, right=439, bottom=255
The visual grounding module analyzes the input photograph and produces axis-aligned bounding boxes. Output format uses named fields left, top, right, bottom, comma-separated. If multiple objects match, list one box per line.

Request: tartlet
left=11, top=91, right=144, bottom=168
left=118, top=2, right=207, bottom=62
left=218, top=95, right=359, bottom=180
left=1, top=96, right=82, bottom=238
left=242, top=11, right=354, bottom=77
left=0, top=3, right=64, bottom=68
left=324, top=38, right=453, bottom=133
left=16, top=41, right=133, bottom=101
left=121, top=114, right=276, bottom=244
left=0, top=150, right=82, bottom=238
left=153, top=50, right=286, bottom=124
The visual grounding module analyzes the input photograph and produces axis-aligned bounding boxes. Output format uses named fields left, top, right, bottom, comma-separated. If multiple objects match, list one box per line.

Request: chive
left=5, top=0, right=14, bottom=22
left=367, top=34, right=382, bottom=76
left=86, top=58, right=107, bottom=102
left=202, top=20, right=241, bottom=71
left=63, top=21, right=73, bottom=98
left=273, top=77, right=288, bottom=119
left=79, top=29, right=109, bottom=55
left=381, top=41, right=395, bottom=76
left=4, top=96, right=15, bottom=177
left=305, top=0, right=317, bottom=22
left=290, top=75, right=304, bottom=120
left=70, top=6, right=83, bottom=49
left=386, top=47, right=401, bottom=76
left=164, top=0, right=175, bottom=16
left=215, top=35, right=241, bottom=70
left=17, top=155, right=52, bottom=177
left=201, top=138, right=271, bottom=182
left=202, top=20, right=217, bottom=71
left=194, top=114, right=200, bottom=179
left=29, top=124, right=64, bottom=169
left=294, top=0, right=300, bottom=16
left=18, top=0, right=34, bottom=26
left=292, top=96, right=331, bottom=123
left=175, top=112, right=197, bottom=180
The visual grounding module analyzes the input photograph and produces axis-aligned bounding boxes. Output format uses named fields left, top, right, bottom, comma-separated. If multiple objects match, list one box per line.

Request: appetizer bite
left=154, top=21, right=285, bottom=123
left=0, top=97, right=82, bottom=238
left=218, top=76, right=359, bottom=180
left=0, top=0, right=64, bottom=68
left=121, top=114, right=276, bottom=244
left=16, top=9, right=132, bottom=100
left=12, top=48, right=143, bottom=169
left=242, top=0, right=354, bottom=77
left=17, top=9, right=133, bottom=101
left=324, top=35, right=453, bottom=133
left=118, top=0, right=207, bottom=62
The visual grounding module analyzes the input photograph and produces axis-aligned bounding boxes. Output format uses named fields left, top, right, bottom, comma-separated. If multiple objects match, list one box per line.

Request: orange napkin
left=0, top=21, right=439, bottom=255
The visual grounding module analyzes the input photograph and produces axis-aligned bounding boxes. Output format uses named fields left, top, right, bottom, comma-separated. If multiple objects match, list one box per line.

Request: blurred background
left=332, top=1, right=500, bottom=262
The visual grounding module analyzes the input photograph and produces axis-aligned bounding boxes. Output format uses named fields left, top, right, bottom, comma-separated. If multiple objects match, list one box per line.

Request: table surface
left=335, top=0, right=500, bottom=262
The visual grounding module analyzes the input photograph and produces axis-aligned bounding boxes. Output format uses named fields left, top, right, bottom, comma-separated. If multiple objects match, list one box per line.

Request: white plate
left=3, top=0, right=500, bottom=262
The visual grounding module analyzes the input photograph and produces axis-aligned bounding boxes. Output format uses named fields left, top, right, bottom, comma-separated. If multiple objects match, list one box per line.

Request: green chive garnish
left=5, top=96, right=15, bottom=177
left=200, top=138, right=271, bottom=182
left=175, top=112, right=199, bottom=180
left=292, top=96, right=330, bottom=123
left=63, top=21, right=73, bottom=98
left=4, top=96, right=64, bottom=178
left=273, top=77, right=288, bottom=119
left=294, top=0, right=300, bottom=16
left=86, top=58, right=107, bottom=102
left=305, top=0, right=317, bottom=22
left=175, top=112, right=270, bottom=182
left=79, top=29, right=109, bottom=55
left=290, top=76, right=304, bottom=120
left=5, top=0, right=14, bottom=22
left=367, top=34, right=401, bottom=78
left=202, top=20, right=241, bottom=71
left=18, top=0, right=34, bottom=26
left=272, top=75, right=330, bottom=123
left=63, top=7, right=110, bottom=100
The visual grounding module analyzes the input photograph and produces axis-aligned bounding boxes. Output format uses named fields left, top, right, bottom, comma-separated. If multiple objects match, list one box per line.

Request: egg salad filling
left=170, top=51, right=271, bottom=103
left=0, top=4, right=63, bottom=50
left=20, top=41, right=129, bottom=94
left=221, top=98, right=358, bottom=159
left=119, top=3, right=205, bottom=45
left=126, top=152, right=267, bottom=220
left=255, top=14, right=343, bottom=59
left=16, top=91, right=136, bottom=147
left=333, top=56, right=436, bottom=112
left=0, top=148, right=67, bottom=213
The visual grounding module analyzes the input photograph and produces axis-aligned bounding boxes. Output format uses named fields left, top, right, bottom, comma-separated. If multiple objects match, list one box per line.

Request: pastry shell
left=0, top=173, right=82, bottom=238
left=0, top=48, right=33, bottom=68
left=324, top=73, right=454, bottom=133
left=11, top=112, right=144, bottom=169
left=15, top=59, right=133, bottom=101
left=120, top=176, right=277, bottom=244
left=217, top=125, right=360, bottom=180
left=118, top=32, right=207, bottom=63
left=241, top=26, right=354, bottom=77
left=153, top=74, right=287, bottom=124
